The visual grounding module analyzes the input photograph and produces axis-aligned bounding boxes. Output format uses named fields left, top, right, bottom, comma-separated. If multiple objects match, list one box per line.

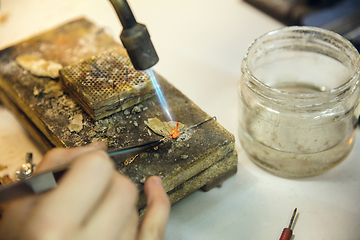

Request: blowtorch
left=109, top=0, right=159, bottom=71
left=109, top=0, right=174, bottom=121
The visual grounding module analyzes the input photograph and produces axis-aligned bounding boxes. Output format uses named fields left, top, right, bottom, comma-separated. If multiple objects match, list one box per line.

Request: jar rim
left=242, top=26, right=360, bottom=104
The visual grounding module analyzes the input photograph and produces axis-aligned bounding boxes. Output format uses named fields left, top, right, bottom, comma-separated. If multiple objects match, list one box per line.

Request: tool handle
left=279, top=228, right=292, bottom=240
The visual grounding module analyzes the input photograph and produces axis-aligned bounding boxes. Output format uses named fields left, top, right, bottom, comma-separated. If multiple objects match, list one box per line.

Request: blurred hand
left=0, top=142, right=170, bottom=240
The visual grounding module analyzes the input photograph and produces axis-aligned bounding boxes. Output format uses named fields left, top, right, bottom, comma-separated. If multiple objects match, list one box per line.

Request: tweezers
left=0, top=116, right=217, bottom=204
left=0, top=139, right=164, bottom=205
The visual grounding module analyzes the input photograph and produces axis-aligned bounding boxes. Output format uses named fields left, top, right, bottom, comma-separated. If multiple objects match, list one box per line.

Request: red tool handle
left=279, top=228, right=292, bottom=240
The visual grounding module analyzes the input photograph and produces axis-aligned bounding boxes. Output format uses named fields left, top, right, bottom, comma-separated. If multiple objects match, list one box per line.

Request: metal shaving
left=124, top=154, right=139, bottom=166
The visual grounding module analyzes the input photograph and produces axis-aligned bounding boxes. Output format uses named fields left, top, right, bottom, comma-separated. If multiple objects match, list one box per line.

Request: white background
left=0, top=0, right=359, bottom=239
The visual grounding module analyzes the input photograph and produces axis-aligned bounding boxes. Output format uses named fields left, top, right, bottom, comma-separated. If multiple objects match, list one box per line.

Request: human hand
left=0, top=142, right=170, bottom=240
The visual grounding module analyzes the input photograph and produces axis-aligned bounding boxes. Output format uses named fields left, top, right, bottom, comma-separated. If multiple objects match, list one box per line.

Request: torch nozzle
left=110, top=0, right=159, bottom=70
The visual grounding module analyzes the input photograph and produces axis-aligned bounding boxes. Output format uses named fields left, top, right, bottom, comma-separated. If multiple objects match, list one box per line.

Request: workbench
left=0, top=0, right=359, bottom=239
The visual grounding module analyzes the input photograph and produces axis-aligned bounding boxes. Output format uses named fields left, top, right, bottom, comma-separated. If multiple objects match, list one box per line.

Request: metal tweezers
left=0, top=116, right=216, bottom=204
left=0, top=139, right=164, bottom=205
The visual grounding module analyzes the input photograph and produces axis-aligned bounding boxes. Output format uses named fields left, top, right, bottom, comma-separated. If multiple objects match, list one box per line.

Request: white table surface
left=0, top=0, right=359, bottom=239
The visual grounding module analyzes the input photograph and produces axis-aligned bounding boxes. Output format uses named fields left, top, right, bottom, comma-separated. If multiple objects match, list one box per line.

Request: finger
left=117, top=209, right=139, bottom=240
left=1, top=143, right=107, bottom=237
left=0, top=196, right=38, bottom=239
left=36, top=141, right=107, bottom=172
left=80, top=172, right=139, bottom=240
left=28, top=150, right=114, bottom=237
left=138, top=176, right=171, bottom=240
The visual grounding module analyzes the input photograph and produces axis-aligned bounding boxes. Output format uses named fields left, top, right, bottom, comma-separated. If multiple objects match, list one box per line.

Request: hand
left=0, top=142, right=170, bottom=240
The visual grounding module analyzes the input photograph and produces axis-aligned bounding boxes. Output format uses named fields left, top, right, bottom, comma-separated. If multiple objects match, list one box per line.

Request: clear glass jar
left=238, top=26, right=360, bottom=178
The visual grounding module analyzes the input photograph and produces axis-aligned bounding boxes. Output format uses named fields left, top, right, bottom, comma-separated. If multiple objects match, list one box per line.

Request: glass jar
left=238, top=26, right=360, bottom=178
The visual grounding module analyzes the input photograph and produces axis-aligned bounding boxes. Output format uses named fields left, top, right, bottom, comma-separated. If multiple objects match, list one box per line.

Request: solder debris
left=68, top=114, right=83, bottom=133
left=124, top=154, right=139, bottom=166
left=15, top=54, right=63, bottom=78
left=132, top=106, right=142, bottom=114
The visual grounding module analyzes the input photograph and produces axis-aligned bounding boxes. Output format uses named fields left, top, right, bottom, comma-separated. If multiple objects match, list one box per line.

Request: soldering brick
left=0, top=18, right=237, bottom=206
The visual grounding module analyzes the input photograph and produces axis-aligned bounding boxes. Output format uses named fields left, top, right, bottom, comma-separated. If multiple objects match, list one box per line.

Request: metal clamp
left=15, top=153, right=36, bottom=181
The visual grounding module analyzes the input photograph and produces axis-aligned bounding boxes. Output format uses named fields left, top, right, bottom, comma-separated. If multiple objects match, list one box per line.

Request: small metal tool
left=185, top=116, right=217, bottom=131
left=279, top=208, right=298, bottom=240
left=0, top=140, right=163, bottom=205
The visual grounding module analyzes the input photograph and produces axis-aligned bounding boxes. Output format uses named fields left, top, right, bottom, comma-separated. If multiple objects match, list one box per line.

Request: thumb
left=138, top=176, right=171, bottom=240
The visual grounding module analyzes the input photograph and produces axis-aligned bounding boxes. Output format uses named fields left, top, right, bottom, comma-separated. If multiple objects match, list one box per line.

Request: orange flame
left=169, top=122, right=181, bottom=139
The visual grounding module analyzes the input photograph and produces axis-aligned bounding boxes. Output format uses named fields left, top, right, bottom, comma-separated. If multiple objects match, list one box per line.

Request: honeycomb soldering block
left=59, top=48, right=155, bottom=120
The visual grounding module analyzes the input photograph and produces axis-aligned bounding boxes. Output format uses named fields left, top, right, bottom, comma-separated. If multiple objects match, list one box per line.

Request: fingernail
left=88, top=141, right=108, bottom=150
left=152, top=176, right=163, bottom=186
